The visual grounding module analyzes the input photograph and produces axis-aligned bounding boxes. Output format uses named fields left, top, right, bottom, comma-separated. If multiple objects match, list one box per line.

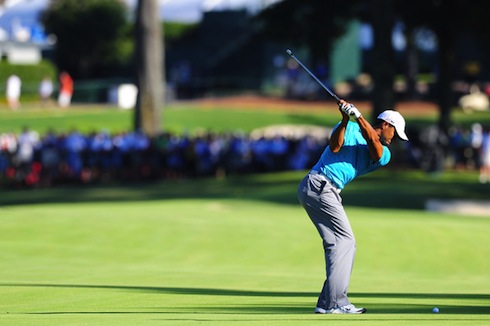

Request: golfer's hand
left=339, top=100, right=361, bottom=119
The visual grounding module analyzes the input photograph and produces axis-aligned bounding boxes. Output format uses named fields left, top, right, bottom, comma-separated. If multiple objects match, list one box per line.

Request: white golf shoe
left=315, top=304, right=366, bottom=314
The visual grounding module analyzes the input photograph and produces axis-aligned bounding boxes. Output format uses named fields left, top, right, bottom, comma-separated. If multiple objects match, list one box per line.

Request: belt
left=309, top=170, right=341, bottom=193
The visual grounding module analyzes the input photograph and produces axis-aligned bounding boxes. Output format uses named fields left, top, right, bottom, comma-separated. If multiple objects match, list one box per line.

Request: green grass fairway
left=1, top=100, right=490, bottom=135
left=0, top=104, right=333, bottom=135
left=1, top=172, right=489, bottom=325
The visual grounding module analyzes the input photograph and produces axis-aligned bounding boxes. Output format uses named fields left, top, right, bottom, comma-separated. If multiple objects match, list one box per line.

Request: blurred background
left=1, top=0, right=490, bottom=109
left=0, top=0, right=489, bottom=190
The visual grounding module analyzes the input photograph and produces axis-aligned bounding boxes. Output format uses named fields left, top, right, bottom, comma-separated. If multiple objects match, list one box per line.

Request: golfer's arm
left=329, top=115, right=349, bottom=153
left=356, top=116, right=384, bottom=161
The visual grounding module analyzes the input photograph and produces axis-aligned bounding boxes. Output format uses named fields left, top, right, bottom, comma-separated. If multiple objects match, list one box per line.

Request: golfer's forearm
left=329, top=118, right=348, bottom=152
left=356, top=116, right=384, bottom=160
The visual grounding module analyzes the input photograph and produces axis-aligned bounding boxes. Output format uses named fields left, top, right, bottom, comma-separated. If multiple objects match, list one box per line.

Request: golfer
left=297, top=100, right=408, bottom=314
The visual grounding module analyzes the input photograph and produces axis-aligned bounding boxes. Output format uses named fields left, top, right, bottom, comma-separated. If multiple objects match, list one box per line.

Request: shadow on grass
left=2, top=283, right=490, bottom=315
left=1, top=170, right=487, bottom=210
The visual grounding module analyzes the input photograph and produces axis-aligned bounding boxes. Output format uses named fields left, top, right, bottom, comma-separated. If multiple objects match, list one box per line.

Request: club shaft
left=286, top=49, right=340, bottom=103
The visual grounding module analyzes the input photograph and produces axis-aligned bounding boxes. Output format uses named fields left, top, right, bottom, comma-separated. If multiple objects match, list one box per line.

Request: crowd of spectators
left=0, top=127, right=327, bottom=188
left=1, top=124, right=489, bottom=188
left=403, top=123, right=490, bottom=182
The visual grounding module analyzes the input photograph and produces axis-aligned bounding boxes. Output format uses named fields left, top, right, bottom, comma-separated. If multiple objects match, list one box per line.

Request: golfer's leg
left=311, top=205, right=356, bottom=309
left=325, top=211, right=356, bottom=308
left=298, top=175, right=356, bottom=309
left=298, top=175, right=332, bottom=309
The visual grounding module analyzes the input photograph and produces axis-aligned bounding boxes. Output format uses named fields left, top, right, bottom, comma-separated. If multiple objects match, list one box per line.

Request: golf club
left=286, top=49, right=341, bottom=103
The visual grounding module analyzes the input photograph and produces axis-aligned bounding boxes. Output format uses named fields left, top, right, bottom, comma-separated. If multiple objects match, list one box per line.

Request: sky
left=0, top=0, right=281, bottom=41
left=0, top=0, right=282, bottom=26
left=0, top=0, right=432, bottom=52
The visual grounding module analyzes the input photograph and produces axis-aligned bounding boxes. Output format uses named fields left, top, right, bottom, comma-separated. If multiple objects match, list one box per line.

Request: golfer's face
left=380, top=124, right=396, bottom=145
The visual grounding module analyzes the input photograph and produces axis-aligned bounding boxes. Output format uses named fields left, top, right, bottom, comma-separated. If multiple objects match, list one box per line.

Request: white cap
left=377, top=110, right=408, bottom=141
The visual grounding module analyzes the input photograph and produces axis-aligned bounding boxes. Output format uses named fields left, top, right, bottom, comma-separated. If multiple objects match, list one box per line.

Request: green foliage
left=393, top=0, right=490, bottom=129
left=41, top=0, right=131, bottom=79
left=257, top=0, right=364, bottom=63
left=163, top=22, right=198, bottom=42
left=0, top=61, right=57, bottom=85
left=0, top=61, right=57, bottom=100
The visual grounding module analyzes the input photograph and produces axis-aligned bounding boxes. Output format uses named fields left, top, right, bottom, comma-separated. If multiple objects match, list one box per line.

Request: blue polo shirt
left=312, top=121, right=391, bottom=190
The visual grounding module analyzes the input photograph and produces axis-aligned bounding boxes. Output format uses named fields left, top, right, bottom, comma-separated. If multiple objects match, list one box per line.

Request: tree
left=396, top=0, right=490, bottom=133
left=41, top=0, right=130, bottom=79
left=257, top=0, right=397, bottom=118
left=257, top=0, right=363, bottom=67
left=259, top=0, right=490, bottom=133
left=368, top=0, right=396, bottom=118
left=133, top=0, right=164, bottom=136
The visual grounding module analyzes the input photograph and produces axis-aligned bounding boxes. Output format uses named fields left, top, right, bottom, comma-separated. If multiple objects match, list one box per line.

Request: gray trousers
left=297, top=172, right=356, bottom=309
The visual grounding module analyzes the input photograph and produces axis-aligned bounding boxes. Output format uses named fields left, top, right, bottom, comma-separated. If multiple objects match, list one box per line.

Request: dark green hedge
left=0, top=61, right=58, bottom=98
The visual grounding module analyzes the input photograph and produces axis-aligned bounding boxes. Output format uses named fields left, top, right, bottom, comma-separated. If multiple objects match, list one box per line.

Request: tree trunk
left=405, top=27, right=418, bottom=99
left=370, top=0, right=396, bottom=119
left=435, top=28, right=454, bottom=134
left=134, top=0, right=164, bottom=136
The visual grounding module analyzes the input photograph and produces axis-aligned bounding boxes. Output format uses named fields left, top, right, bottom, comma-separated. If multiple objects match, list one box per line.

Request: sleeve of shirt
left=378, top=145, right=391, bottom=166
